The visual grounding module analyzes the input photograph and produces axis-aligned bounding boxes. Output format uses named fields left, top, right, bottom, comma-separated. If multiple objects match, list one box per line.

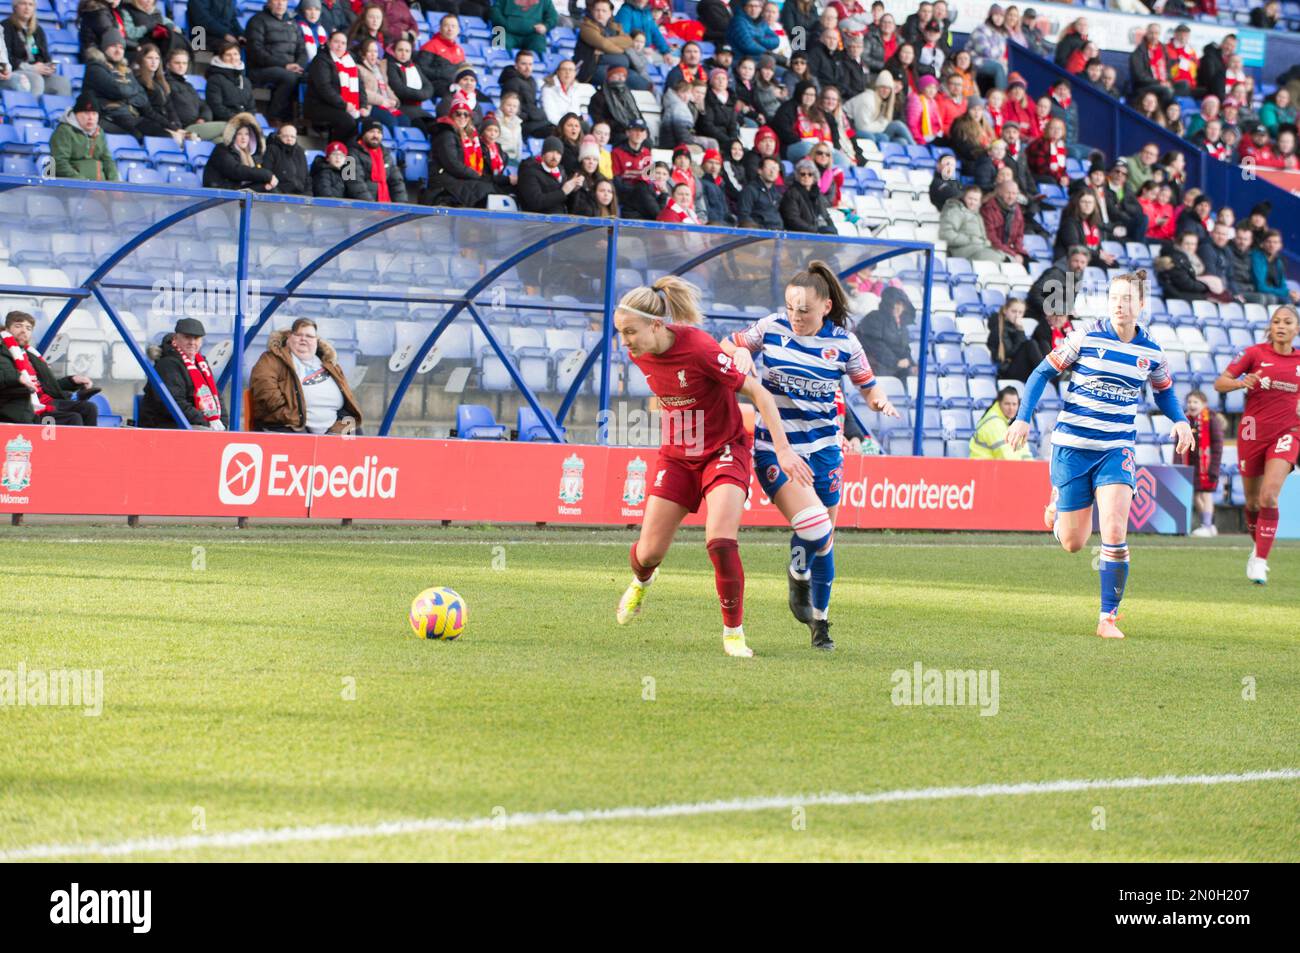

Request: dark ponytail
left=787, top=259, right=851, bottom=328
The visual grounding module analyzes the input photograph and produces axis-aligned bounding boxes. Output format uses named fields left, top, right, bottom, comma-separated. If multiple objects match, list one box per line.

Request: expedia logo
left=1076, top=375, right=1141, bottom=402
left=219, top=443, right=263, bottom=505
left=217, top=443, right=398, bottom=505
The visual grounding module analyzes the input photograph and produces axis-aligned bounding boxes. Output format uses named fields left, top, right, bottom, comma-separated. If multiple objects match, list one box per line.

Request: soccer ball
left=409, top=587, right=467, bottom=641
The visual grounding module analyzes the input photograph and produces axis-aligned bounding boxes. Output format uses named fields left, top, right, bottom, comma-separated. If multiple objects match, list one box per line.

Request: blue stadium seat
left=89, top=393, right=122, bottom=427
left=455, top=403, right=507, bottom=439
left=516, top=406, right=566, bottom=442
left=2, top=89, right=45, bottom=121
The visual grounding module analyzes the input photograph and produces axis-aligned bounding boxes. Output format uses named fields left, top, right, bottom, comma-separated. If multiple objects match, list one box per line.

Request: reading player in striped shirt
left=1213, top=305, right=1300, bottom=585
left=613, top=276, right=814, bottom=658
left=721, top=261, right=900, bottom=651
left=1007, top=271, right=1194, bottom=640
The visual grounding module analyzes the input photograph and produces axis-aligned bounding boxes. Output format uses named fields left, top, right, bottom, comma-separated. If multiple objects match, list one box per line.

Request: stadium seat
left=455, top=404, right=507, bottom=439
left=516, top=406, right=566, bottom=442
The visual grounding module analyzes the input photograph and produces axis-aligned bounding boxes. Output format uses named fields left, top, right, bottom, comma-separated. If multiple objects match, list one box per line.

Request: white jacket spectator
left=541, top=60, right=594, bottom=126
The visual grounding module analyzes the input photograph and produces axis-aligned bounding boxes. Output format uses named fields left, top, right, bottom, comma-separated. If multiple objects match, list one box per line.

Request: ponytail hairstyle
left=616, top=274, right=704, bottom=326
left=786, top=259, right=851, bottom=329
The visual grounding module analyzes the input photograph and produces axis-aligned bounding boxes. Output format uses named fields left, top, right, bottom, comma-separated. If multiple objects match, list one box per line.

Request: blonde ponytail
left=617, top=274, right=704, bottom=325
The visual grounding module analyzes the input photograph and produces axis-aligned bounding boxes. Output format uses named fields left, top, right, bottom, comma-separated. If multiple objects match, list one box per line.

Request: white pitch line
left=3, top=768, right=1296, bottom=861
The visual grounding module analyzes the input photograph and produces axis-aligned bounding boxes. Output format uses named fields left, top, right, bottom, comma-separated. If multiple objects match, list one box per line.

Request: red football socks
left=1256, top=507, right=1279, bottom=560
left=1246, top=507, right=1259, bottom=542
left=629, top=541, right=659, bottom=583
left=706, top=538, right=744, bottom=628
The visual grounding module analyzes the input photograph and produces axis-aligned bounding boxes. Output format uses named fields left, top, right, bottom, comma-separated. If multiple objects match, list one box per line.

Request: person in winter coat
left=980, top=178, right=1026, bottom=264
left=132, top=42, right=189, bottom=146
left=83, top=31, right=171, bottom=140
left=540, top=59, right=591, bottom=126
left=727, top=0, right=778, bottom=59
left=250, top=320, right=362, bottom=434
left=986, top=298, right=1043, bottom=384
left=425, top=93, right=498, bottom=208
left=966, top=3, right=1008, bottom=90
left=696, top=0, right=732, bottom=48
left=736, top=153, right=783, bottom=228
left=498, top=48, right=553, bottom=138
left=780, top=158, right=837, bottom=234
left=0, top=311, right=97, bottom=426
left=296, top=0, right=330, bottom=62
left=969, top=386, right=1034, bottom=459
left=1176, top=389, right=1225, bottom=536
left=188, top=0, right=243, bottom=47
left=350, top=119, right=407, bottom=202
left=356, top=35, right=408, bottom=134
left=4, top=0, right=72, bottom=95
left=206, top=40, right=258, bottom=121
left=491, top=0, right=558, bottom=56
left=697, top=67, right=741, bottom=144
left=386, top=37, right=435, bottom=136
left=928, top=152, right=961, bottom=211
left=855, top=284, right=915, bottom=377
left=1155, top=236, right=1213, bottom=302
left=587, top=63, right=645, bottom=141
left=310, top=139, right=369, bottom=198
left=203, top=111, right=278, bottom=190
left=304, top=29, right=366, bottom=142
left=575, top=0, right=649, bottom=89
left=517, top=135, right=586, bottom=212
left=939, top=186, right=1006, bottom=262
left=416, top=12, right=464, bottom=97
left=166, top=47, right=223, bottom=140
left=316, top=0, right=353, bottom=34
left=365, top=0, right=419, bottom=49
left=846, top=70, right=912, bottom=145
left=49, top=93, right=120, bottom=180
left=77, top=0, right=130, bottom=59
left=263, top=123, right=310, bottom=194
left=138, top=318, right=229, bottom=430
left=245, top=0, right=308, bottom=125
left=123, top=0, right=187, bottom=59
left=613, top=0, right=675, bottom=65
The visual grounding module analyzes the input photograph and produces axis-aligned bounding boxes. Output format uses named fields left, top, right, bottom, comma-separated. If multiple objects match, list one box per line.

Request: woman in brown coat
left=249, top=318, right=362, bottom=434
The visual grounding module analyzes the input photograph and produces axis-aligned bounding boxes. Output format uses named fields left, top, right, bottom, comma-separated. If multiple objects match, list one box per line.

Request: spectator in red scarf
left=1176, top=390, right=1224, bottom=536
left=657, top=181, right=700, bottom=222
left=1129, top=23, right=1173, bottom=105
left=425, top=92, right=497, bottom=207
left=1026, top=116, right=1068, bottom=187
left=517, top=135, right=585, bottom=212
left=0, top=311, right=98, bottom=426
left=349, top=117, right=406, bottom=202
left=1165, top=24, right=1198, bottom=95
left=981, top=178, right=1026, bottom=264
left=138, top=317, right=227, bottom=430
left=1054, top=189, right=1116, bottom=265
left=1239, top=125, right=1285, bottom=169
left=305, top=29, right=365, bottom=141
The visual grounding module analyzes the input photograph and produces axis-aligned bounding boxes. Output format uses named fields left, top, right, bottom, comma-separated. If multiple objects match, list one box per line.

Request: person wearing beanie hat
left=740, top=123, right=780, bottom=182
left=586, top=59, right=647, bottom=141
left=349, top=114, right=407, bottom=203
left=310, top=135, right=369, bottom=199
left=517, top=131, right=586, bottom=214
left=907, top=73, right=944, bottom=144
left=424, top=84, right=501, bottom=209
left=49, top=90, right=120, bottom=181
left=610, top=117, right=659, bottom=220
left=968, top=3, right=1009, bottom=90
left=845, top=69, right=911, bottom=146
left=698, top=66, right=740, bottom=145
left=578, top=134, right=601, bottom=163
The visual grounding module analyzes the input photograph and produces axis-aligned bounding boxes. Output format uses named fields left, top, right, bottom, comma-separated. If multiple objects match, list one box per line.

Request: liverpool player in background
left=613, top=276, right=813, bottom=658
left=1215, top=305, right=1300, bottom=585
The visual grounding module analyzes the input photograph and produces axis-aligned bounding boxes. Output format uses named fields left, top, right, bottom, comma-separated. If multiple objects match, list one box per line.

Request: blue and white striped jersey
left=731, top=314, right=875, bottom=456
left=1047, top=318, right=1172, bottom=451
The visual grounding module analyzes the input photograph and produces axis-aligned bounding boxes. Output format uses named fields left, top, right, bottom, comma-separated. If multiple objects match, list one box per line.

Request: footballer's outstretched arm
left=740, top=375, right=814, bottom=486
left=1005, top=357, right=1060, bottom=451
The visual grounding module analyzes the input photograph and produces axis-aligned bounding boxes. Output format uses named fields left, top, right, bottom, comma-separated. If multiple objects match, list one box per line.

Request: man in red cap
left=310, top=139, right=368, bottom=198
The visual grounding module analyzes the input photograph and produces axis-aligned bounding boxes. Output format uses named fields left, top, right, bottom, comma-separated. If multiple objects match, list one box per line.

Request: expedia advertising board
left=0, top=425, right=1192, bottom=533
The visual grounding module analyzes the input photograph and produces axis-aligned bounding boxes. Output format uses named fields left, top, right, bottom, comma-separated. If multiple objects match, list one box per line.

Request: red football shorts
left=647, top=440, right=752, bottom=513
left=1238, top=430, right=1300, bottom=478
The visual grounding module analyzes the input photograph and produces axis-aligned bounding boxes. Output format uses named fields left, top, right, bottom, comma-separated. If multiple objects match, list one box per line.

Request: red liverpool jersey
left=1226, top=343, right=1300, bottom=441
left=629, top=324, right=750, bottom=460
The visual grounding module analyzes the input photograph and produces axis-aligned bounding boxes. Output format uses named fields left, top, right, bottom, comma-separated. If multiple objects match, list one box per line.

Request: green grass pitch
left=1, top=525, right=1295, bottom=862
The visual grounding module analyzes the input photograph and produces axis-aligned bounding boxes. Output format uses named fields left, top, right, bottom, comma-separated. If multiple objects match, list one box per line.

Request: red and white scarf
left=1147, top=42, right=1167, bottom=83
left=174, top=341, right=222, bottom=424
left=333, top=52, right=360, bottom=111
left=1205, top=139, right=1227, bottom=160
left=987, top=105, right=1004, bottom=137
left=1048, top=138, right=1066, bottom=177
left=299, top=20, right=328, bottom=60
left=364, top=143, right=390, bottom=202
left=2, top=332, right=50, bottom=414
left=1081, top=219, right=1100, bottom=247
left=461, top=129, right=484, bottom=175
left=542, top=158, right=562, bottom=181
left=662, top=200, right=699, bottom=224
left=485, top=138, right=504, bottom=175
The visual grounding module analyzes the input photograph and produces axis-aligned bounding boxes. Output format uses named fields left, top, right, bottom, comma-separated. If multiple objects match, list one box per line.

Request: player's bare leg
left=618, top=495, right=688, bottom=624
left=704, top=482, right=752, bottom=657
left=1052, top=504, right=1092, bottom=554
left=1094, top=484, right=1134, bottom=639
left=1044, top=486, right=1060, bottom=532
left=1245, top=461, right=1289, bottom=584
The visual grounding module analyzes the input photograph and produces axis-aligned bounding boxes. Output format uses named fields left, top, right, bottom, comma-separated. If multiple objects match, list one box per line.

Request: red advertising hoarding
left=0, top=424, right=1052, bottom=531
